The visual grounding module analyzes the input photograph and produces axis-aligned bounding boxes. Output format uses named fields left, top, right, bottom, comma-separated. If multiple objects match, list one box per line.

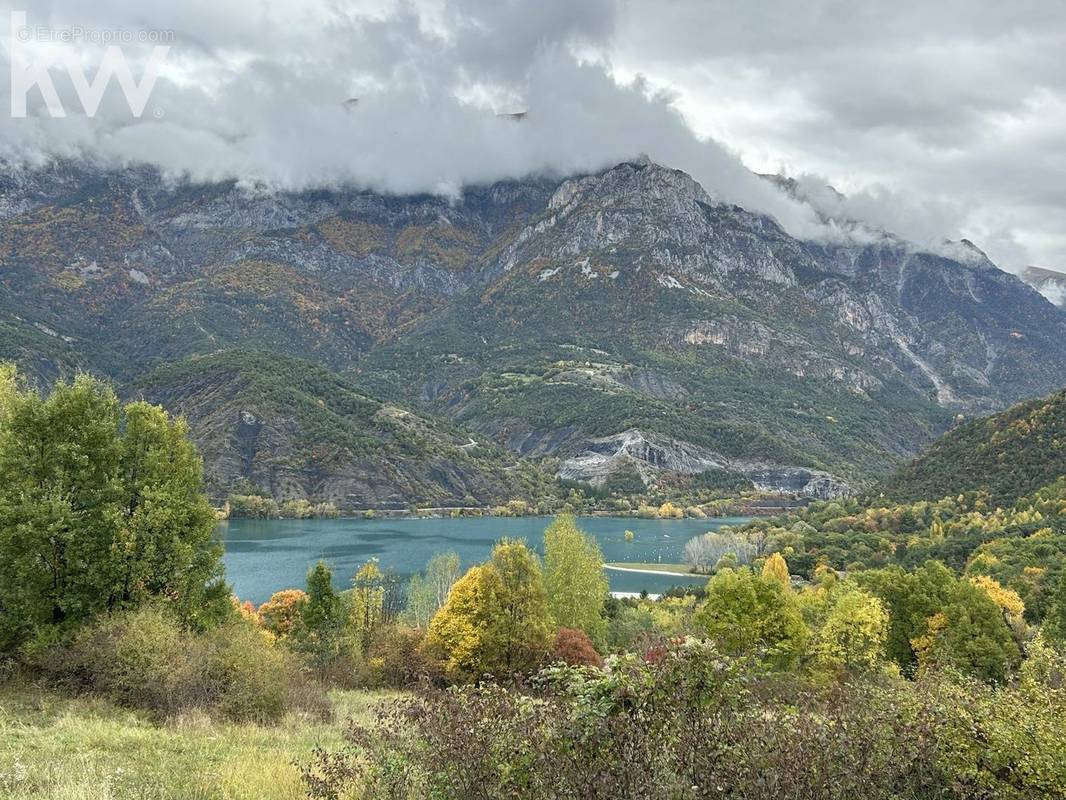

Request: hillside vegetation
left=139, top=350, right=557, bottom=509
left=877, top=390, right=1066, bottom=505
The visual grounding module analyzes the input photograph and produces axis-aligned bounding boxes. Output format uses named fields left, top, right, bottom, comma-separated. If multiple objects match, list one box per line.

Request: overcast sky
left=1, top=0, right=1064, bottom=272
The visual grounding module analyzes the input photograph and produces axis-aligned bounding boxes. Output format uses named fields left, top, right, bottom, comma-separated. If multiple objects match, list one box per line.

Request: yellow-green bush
left=32, top=609, right=328, bottom=724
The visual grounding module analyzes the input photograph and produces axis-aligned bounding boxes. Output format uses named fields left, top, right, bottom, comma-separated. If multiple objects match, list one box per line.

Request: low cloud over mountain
left=2, top=1, right=1065, bottom=271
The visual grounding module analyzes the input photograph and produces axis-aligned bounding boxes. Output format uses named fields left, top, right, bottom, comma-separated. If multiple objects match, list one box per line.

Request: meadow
left=0, top=682, right=387, bottom=800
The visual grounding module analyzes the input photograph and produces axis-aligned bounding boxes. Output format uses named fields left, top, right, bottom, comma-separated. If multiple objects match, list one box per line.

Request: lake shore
left=220, top=507, right=748, bottom=522
left=605, top=563, right=699, bottom=578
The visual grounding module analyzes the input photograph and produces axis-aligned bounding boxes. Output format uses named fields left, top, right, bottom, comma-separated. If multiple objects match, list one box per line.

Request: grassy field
left=0, top=682, right=390, bottom=800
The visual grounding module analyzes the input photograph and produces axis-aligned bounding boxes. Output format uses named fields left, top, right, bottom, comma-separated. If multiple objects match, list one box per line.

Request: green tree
left=856, top=562, right=956, bottom=674
left=0, top=371, right=226, bottom=650
left=912, top=579, right=1022, bottom=683
left=857, top=561, right=1020, bottom=681
left=543, top=515, right=608, bottom=645
left=297, top=561, right=343, bottom=664
left=1043, top=574, right=1066, bottom=645
left=695, top=568, right=808, bottom=669
left=113, top=401, right=225, bottom=625
left=810, top=584, right=889, bottom=674
left=478, top=539, right=552, bottom=675
left=350, top=559, right=386, bottom=653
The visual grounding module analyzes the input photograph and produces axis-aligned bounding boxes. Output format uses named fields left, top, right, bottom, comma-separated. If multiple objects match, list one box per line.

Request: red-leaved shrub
left=551, top=628, right=603, bottom=668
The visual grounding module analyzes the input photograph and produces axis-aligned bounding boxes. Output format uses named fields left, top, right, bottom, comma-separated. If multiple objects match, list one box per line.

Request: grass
left=0, top=682, right=394, bottom=800
left=605, top=562, right=695, bottom=574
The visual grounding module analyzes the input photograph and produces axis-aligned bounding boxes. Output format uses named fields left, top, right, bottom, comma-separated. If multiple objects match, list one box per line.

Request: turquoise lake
left=220, top=515, right=752, bottom=603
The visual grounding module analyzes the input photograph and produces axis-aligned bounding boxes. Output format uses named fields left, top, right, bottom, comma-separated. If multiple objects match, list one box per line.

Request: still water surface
left=221, top=515, right=752, bottom=603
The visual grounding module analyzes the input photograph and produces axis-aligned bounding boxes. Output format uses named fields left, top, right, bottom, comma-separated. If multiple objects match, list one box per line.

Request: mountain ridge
left=1, top=157, right=1063, bottom=504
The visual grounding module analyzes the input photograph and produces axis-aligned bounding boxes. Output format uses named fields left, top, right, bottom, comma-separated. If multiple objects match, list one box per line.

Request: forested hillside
left=877, top=390, right=1066, bottom=505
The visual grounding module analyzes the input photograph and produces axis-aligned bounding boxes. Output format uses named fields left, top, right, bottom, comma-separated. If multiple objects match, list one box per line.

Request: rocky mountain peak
left=497, top=158, right=805, bottom=289
left=548, top=157, right=713, bottom=217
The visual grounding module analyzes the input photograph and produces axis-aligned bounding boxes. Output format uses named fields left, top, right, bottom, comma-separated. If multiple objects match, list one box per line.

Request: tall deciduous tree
left=761, top=553, right=791, bottom=589
left=543, top=515, right=608, bottom=645
left=405, top=551, right=461, bottom=628
left=424, top=564, right=487, bottom=676
left=478, top=539, right=552, bottom=675
left=696, top=567, right=808, bottom=669
left=428, top=552, right=461, bottom=609
left=404, top=573, right=432, bottom=629
left=810, top=584, right=890, bottom=674
left=424, top=540, right=551, bottom=678
left=350, top=559, right=389, bottom=653
left=0, top=369, right=226, bottom=651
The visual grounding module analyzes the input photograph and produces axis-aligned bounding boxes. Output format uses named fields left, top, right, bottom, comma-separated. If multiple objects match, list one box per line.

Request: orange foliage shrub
left=551, top=627, right=603, bottom=668
left=258, top=589, right=308, bottom=639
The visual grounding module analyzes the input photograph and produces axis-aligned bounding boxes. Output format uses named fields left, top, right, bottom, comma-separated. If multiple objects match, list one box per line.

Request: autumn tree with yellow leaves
left=424, top=539, right=552, bottom=678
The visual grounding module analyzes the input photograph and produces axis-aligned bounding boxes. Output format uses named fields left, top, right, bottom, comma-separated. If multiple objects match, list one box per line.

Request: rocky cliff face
left=1021, top=266, right=1066, bottom=307
left=1, top=158, right=1064, bottom=501
left=485, top=159, right=1065, bottom=411
left=556, top=429, right=852, bottom=499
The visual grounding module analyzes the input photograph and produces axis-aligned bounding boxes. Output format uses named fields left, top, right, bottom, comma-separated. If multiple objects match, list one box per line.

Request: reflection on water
left=220, top=515, right=752, bottom=603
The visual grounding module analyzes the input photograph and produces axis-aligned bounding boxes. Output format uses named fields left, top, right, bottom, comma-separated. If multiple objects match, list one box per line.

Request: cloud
left=0, top=0, right=1063, bottom=272
left=0, top=1, right=823, bottom=231
left=1041, top=282, right=1066, bottom=306
left=606, top=0, right=1066, bottom=270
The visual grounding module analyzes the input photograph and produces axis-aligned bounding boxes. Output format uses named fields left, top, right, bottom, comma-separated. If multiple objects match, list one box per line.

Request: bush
left=551, top=628, right=603, bottom=667
left=305, top=642, right=1066, bottom=800
left=303, top=643, right=951, bottom=800
left=33, top=610, right=328, bottom=723
left=34, top=606, right=192, bottom=715
left=193, top=622, right=319, bottom=723
left=922, top=669, right=1066, bottom=797
left=362, top=625, right=436, bottom=688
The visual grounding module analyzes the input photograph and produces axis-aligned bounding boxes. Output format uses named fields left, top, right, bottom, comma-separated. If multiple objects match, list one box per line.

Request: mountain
left=1, top=158, right=1064, bottom=505
left=1020, top=266, right=1066, bottom=307
left=137, top=350, right=553, bottom=508
left=353, top=160, right=1066, bottom=485
left=876, top=389, right=1066, bottom=505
